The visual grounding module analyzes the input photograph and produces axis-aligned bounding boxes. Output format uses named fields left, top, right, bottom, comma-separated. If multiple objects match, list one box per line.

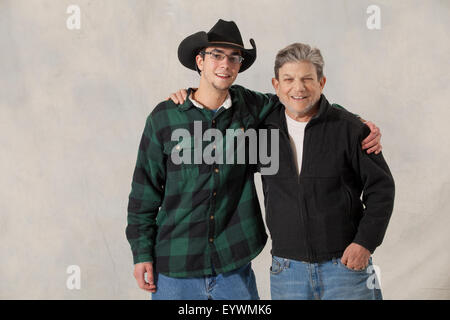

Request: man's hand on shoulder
left=167, top=89, right=188, bottom=105
left=361, top=120, right=382, bottom=154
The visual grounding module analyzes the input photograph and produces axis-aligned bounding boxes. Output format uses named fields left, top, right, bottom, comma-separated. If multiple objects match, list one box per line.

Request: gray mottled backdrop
left=0, top=0, right=449, bottom=299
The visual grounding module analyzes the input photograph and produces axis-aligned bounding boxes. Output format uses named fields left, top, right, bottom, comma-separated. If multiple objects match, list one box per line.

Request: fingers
left=340, top=251, right=349, bottom=266
left=169, top=93, right=180, bottom=104
left=343, top=256, right=367, bottom=270
left=168, top=90, right=188, bottom=105
left=341, top=243, right=370, bottom=270
left=145, top=263, right=157, bottom=293
left=181, top=89, right=188, bottom=102
left=175, top=91, right=184, bottom=104
left=134, top=263, right=156, bottom=293
left=362, top=121, right=382, bottom=154
left=361, top=121, right=379, bottom=145
left=366, top=144, right=382, bottom=155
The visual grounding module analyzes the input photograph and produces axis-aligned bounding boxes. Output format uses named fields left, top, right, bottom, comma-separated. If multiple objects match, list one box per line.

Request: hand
left=133, top=262, right=156, bottom=293
left=361, top=121, right=382, bottom=154
left=341, top=243, right=371, bottom=271
left=167, top=89, right=188, bottom=104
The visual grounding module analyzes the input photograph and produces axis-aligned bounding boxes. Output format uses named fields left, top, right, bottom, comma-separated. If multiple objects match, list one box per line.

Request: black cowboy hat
left=178, top=19, right=256, bottom=73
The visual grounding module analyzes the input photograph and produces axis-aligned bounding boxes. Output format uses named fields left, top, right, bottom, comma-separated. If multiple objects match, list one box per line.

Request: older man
left=262, top=43, right=395, bottom=300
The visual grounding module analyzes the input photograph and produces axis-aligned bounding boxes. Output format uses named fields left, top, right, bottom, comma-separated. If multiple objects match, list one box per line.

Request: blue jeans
left=151, top=263, right=259, bottom=300
left=270, top=256, right=383, bottom=300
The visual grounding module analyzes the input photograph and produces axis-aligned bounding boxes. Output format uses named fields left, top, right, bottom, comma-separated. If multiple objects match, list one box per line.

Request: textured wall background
left=0, top=0, right=449, bottom=299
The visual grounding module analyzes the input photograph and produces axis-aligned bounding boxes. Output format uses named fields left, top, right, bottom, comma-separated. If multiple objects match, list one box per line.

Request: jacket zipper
left=299, top=124, right=314, bottom=261
left=281, top=116, right=314, bottom=262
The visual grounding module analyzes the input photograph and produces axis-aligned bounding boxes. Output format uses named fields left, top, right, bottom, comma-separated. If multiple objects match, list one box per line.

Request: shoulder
left=329, top=103, right=366, bottom=127
left=230, top=84, right=275, bottom=101
left=327, top=102, right=370, bottom=137
left=150, top=99, right=179, bottom=117
left=144, top=100, right=180, bottom=126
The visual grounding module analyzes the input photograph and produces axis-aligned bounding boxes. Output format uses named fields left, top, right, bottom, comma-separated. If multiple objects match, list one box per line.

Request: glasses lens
left=212, top=53, right=225, bottom=61
left=230, top=56, right=243, bottom=64
left=206, top=51, right=243, bottom=64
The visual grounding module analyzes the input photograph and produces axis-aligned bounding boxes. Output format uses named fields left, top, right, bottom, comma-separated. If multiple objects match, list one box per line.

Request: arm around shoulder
left=351, top=125, right=395, bottom=253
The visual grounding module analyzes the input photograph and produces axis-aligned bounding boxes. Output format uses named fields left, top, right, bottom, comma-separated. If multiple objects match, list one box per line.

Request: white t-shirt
left=285, top=112, right=308, bottom=175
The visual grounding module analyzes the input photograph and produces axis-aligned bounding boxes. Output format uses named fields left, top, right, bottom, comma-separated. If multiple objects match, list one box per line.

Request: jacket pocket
left=341, top=181, right=357, bottom=232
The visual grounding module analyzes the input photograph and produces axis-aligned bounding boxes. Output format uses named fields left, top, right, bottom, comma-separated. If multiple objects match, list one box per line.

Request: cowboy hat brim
left=178, top=31, right=256, bottom=73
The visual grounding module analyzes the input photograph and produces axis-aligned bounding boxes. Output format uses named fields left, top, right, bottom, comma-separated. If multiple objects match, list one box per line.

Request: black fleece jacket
left=260, top=95, right=395, bottom=262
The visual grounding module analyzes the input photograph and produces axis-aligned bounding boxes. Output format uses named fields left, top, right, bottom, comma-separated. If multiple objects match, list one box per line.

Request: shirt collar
left=188, top=90, right=232, bottom=111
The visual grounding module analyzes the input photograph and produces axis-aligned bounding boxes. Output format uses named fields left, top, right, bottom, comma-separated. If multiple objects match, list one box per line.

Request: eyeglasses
left=201, top=50, right=244, bottom=65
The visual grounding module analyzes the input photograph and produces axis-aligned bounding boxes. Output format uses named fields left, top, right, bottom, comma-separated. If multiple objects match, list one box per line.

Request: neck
left=194, top=79, right=229, bottom=110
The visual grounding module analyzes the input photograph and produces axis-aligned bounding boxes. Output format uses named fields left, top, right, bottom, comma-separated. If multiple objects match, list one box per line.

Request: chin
left=213, top=83, right=232, bottom=91
left=289, top=105, right=309, bottom=114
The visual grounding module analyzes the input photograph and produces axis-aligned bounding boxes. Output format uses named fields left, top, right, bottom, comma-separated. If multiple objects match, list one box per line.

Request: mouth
left=291, top=95, right=308, bottom=100
left=215, top=73, right=232, bottom=80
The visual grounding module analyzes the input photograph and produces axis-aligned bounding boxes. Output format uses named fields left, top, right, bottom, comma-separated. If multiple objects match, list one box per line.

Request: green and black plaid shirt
left=126, top=85, right=277, bottom=278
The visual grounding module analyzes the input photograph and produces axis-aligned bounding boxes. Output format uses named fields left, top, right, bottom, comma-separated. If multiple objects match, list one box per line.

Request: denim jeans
left=151, top=263, right=259, bottom=300
left=270, top=256, right=383, bottom=300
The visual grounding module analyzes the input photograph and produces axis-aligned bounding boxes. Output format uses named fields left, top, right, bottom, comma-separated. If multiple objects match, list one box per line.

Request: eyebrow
left=281, top=73, right=314, bottom=79
left=211, top=48, right=241, bottom=56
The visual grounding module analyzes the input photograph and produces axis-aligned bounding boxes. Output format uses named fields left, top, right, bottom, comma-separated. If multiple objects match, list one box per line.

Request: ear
left=319, top=76, right=326, bottom=90
left=271, top=77, right=279, bottom=92
left=195, top=54, right=204, bottom=72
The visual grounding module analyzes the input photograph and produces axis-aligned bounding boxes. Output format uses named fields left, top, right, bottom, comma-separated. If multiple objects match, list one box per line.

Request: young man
left=126, top=19, right=275, bottom=300
left=127, top=20, right=382, bottom=300
left=262, top=43, right=395, bottom=300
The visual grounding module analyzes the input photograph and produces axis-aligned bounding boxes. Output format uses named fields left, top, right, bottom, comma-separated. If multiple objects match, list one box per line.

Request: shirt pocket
left=164, top=140, right=200, bottom=181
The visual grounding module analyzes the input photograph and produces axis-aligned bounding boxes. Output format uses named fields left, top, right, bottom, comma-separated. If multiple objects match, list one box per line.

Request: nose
left=293, top=79, right=306, bottom=91
left=218, top=57, right=233, bottom=69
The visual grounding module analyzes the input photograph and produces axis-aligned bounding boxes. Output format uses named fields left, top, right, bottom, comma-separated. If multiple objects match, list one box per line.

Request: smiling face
left=196, top=46, right=242, bottom=92
left=272, top=60, right=326, bottom=121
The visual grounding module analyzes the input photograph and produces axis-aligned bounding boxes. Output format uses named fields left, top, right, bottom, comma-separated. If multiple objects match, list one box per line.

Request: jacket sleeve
left=332, top=103, right=360, bottom=119
left=126, top=114, right=166, bottom=264
left=351, top=125, right=395, bottom=253
left=236, top=85, right=278, bottom=125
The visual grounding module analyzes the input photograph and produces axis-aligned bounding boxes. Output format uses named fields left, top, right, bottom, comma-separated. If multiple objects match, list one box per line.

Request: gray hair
left=274, top=43, right=324, bottom=80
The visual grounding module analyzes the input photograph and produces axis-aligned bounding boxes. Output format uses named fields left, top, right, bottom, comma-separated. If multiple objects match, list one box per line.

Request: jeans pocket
left=338, top=257, right=371, bottom=273
left=270, top=256, right=284, bottom=275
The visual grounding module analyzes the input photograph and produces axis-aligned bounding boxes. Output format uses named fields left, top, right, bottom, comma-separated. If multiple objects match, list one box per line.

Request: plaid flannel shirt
left=126, top=85, right=277, bottom=278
